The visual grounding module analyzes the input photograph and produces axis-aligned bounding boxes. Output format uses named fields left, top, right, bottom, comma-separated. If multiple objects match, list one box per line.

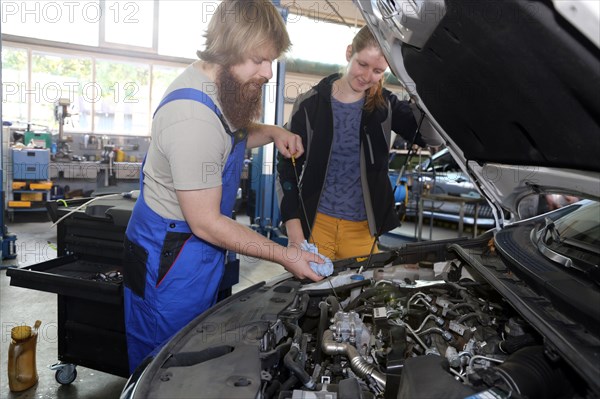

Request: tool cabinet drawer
left=7, top=254, right=123, bottom=304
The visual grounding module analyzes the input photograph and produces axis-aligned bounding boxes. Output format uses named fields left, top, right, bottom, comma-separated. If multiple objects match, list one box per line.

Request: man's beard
left=217, top=67, right=265, bottom=130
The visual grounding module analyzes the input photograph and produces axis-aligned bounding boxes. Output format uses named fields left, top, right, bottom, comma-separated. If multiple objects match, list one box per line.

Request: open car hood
left=354, top=0, right=600, bottom=221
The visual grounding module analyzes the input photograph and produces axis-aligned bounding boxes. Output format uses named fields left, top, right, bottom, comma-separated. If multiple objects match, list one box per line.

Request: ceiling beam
left=283, top=0, right=365, bottom=27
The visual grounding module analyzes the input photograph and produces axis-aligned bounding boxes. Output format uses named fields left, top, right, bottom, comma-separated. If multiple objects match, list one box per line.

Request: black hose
left=284, top=345, right=315, bottom=390
left=326, top=295, right=341, bottom=314
left=298, top=293, right=310, bottom=314
left=284, top=321, right=303, bottom=344
left=450, top=302, right=477, bottom=312
left=314, top=295, right=340, bottom=363
left=259, top=337, right=292, bottom=360
left=263, top=380, right=281, bottom=399
left=284, top=293, right=310, bottom=318
left=282, top=321, right=316, bottom=390
left=345, top=287, right=379, bottom=310
left=315, top=301, right=329, bottom=364
left=280, top=375, right=299, bottom=392
left=456, top=312, right=482, bottom=324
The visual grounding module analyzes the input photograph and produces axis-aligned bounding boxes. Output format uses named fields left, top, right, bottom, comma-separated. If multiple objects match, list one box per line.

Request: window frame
left=98, top=0, right=159, bottom=53
left=2, top=37, right=189, bottom=136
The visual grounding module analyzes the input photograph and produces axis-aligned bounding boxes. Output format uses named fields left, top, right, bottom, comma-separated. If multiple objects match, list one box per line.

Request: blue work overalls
left=122, top=88, right=247, bottom=373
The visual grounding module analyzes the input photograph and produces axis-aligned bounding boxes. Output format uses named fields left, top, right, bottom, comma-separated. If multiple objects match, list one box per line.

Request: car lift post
left=249, top=0, right=288, bottom=246
left=0, top=29, right=18, bottom=265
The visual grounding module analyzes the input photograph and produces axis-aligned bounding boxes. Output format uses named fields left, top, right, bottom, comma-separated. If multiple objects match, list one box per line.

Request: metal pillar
left=248, top=2, right=288, bottom=245
left=0, top=23, right=19, bottom=262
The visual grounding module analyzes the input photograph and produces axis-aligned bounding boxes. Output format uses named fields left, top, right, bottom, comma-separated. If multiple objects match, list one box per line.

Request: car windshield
left=534, top=200, right=600, bottom=283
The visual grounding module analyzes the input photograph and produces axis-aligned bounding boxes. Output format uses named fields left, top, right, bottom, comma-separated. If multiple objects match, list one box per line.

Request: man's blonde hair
left=198, top=0, right=291, bottom=66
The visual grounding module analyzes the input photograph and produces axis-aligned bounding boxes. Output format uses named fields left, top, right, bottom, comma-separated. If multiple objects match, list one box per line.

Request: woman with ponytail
left=277, top=25, right=427, bottom=260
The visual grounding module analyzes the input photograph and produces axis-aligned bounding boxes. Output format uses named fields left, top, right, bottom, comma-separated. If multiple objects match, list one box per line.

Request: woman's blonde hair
left=197, top=0, right=291, bottom=66
left=349, top=25, right=386, bottom=112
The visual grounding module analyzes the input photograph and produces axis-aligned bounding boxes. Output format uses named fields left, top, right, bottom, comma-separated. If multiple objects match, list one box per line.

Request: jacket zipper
left=365, top=127, right=375, bottom=165
left=362, top=125, right=377, bottom=235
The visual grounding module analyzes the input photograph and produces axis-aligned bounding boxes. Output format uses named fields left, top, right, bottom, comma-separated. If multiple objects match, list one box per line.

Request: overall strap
left=154, top=88, right=218, bottom=116
left=153, top=88, right=235, bottom=137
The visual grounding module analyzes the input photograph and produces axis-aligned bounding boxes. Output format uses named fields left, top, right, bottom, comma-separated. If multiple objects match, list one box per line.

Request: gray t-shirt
left=143, top=64, right=233, bottom=220
left=317, top=97, right=367, bottom=221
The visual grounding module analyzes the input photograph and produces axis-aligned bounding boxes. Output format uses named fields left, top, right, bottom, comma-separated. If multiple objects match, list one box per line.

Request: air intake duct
left=495, top=346, right=572, bottom=399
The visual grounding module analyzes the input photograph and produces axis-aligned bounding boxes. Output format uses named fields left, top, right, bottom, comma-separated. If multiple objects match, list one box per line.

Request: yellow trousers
left=310, top=212, right=379, bottom=260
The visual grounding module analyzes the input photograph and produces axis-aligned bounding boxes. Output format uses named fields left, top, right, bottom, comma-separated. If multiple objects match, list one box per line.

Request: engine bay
left=259, top=259, right=583, bottom=399
left=123, top=228, right=598, bottom=399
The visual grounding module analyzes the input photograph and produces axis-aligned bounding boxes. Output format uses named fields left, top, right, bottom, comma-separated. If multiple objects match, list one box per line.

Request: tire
left=55, top=367, right=77, bottom=385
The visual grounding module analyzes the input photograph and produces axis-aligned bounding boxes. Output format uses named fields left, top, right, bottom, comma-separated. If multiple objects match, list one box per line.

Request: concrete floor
left=0, top=212, right=465, bottom=398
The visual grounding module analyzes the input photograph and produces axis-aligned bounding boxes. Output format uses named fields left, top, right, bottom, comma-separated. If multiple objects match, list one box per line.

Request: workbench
left=49, top=161, right=141, bottom=188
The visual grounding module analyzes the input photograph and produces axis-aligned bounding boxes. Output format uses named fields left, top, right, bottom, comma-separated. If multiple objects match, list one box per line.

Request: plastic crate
left=24, top=131, right=52, bottom=149
left=12, top=149, right=50, bottom=180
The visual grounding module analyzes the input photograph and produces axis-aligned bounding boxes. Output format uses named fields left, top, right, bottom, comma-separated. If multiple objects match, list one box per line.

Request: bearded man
left=122, top=0, right=324, bottom=374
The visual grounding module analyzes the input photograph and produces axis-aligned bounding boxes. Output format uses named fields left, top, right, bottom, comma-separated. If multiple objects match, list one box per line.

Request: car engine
left=257, top=257, right=585, bottom=399
left=122, top=225, right=597, bottom=399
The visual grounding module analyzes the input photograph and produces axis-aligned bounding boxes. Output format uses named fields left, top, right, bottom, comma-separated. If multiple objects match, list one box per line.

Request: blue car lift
left=0, top=33, right=19, bottom=263
left=248, top=1, right=289, bottom=246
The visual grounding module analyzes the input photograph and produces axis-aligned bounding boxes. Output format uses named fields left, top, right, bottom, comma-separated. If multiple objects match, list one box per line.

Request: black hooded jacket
left=277, top=73, right=424, bottom=239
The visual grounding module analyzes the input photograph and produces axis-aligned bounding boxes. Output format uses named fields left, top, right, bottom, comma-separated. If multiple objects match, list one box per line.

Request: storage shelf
left=7, top=148, right=53, bottom=222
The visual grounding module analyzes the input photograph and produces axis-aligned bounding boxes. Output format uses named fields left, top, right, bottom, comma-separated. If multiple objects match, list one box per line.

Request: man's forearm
left=246, top=123, right=277, bottom=149
left=194, top=213, right=294, bottom=263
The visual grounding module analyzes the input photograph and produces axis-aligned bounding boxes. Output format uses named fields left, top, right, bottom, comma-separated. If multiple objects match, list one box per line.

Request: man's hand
left=300, top=240, right=333, bottom=277
left=281, top=246, right=324, bottom=282
left=272, top=127, right=304, bottom=159
left=246, top=124, right=304, bottom=157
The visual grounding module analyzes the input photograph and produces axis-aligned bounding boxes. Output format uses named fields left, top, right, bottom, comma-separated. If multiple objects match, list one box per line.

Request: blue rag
left=300, top=240, right=333, bottom=277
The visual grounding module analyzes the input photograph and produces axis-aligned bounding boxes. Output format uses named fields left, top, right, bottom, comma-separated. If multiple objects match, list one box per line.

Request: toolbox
left=24, top=131, right=52, bottom=149
left=7, top=195, right=240, bottom=383
left=7, top=197, right=134, bottom=381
